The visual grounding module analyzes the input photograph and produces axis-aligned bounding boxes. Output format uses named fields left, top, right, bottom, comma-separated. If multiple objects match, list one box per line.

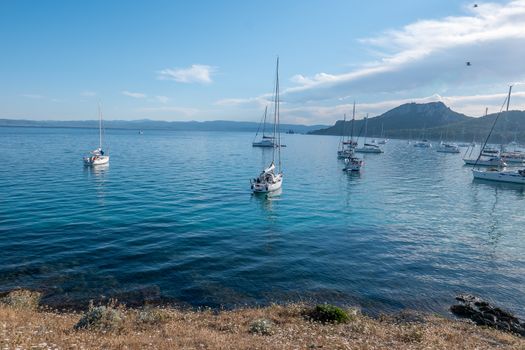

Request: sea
left=1, top=126, right=524, bottom=316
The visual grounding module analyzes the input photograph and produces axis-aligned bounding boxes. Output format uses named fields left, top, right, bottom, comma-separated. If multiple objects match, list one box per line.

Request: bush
left=307, top=304, right=350, bottom=324
left=0, top=290, right=41, bottom=310
left=136, top=306, right=171, bottom=325
left=249, top=318, right=274, bottom=335
left=75, top=301, right=124, bottom=331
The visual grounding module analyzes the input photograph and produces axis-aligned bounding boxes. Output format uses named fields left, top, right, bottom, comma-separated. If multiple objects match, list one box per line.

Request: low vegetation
left=0, top=290, right=524, bottom=349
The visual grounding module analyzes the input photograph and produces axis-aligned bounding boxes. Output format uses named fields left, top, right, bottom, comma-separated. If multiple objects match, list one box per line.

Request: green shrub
left=75, top=301, right=124, bottom=331
left=249, top=318, right=274, bottom=335
left=0, top=290, right=41, bottom=310
left=307, top=304, right=350, bottom=324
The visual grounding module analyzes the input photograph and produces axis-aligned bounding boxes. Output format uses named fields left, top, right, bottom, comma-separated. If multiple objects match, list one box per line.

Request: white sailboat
left=252, top=106, right=277, bottom=147
left=472, top=86, right=525, bottom=184
left=343, top=104, right=363, bottom=172
left=378, top=123, right=388, bottom=144
left=356, top=115, right=383, bottom=153
left=251, top=58, right=283, bottom=193
left=83, top=105, right=109, bottom=166
left=437, top=142, right=460, bottom=153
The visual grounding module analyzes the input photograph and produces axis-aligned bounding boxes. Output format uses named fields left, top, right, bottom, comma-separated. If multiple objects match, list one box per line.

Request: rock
left=451, top=294, right=525, bottom=337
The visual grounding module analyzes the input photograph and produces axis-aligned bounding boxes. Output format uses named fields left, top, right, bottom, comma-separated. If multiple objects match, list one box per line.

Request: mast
left=272, top=57, right=280, bottom=168
left=351, top=102, right=355, bottom=143
left=262, top=105, right=268, bottom=138
left=364, top=113, right=368, bottom=144
left=339, top=113, right=347, bottom=151
left=98, top=103, right=102, bottom=150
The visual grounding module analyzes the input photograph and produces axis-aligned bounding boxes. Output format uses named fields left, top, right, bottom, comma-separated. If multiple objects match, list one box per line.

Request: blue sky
left=1, top=0, right=524, bottom=124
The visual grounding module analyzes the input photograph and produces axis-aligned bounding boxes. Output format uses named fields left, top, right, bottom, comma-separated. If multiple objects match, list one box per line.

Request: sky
left=1, top=0, right=525, bottom=124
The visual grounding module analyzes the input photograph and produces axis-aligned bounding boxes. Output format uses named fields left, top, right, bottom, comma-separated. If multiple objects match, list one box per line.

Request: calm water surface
left=1, top=127, right=524, bottom=316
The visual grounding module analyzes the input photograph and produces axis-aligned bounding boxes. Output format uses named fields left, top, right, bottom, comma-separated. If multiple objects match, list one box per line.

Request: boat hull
left=472, top=169, right=525, bottom=184
left=463, top=158, right=506, bottom=167
left=84, top=156, right=110, bottom=166
left=355, top=148, right=383, bottom=153
left=251, top=174, right=283, bottom=193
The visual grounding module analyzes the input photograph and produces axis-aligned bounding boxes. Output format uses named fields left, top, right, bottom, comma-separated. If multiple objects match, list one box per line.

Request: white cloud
left=157, top=64, right=215, bottom=84
left=282, top=0, right=525, bottom=102
left=122, top=90, right=147, bottom=99
left=81, top=91, right=97, bottom=97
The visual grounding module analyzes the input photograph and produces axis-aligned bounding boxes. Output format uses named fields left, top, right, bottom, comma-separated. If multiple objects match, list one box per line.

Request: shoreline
left=1, top=290, right=524, bottom=349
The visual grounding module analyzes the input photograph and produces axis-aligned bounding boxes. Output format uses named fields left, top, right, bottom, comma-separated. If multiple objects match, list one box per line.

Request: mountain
left=311, top=102, right=470, bottom=137
left=309, top=101, right=525, bottom=143
left=0, top=119, right=327, bottom=134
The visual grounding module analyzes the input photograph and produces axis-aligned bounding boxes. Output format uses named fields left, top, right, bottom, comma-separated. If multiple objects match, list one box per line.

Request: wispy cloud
left=122, top=90, right=147, bottom=99
left=20, top=94, right=44, bottom=99
left=155, top=95, right=169, bottom=104
left=157, top=64, right=215, bottom=84
left=282, top=0, right=525, bottom=102
left=80, top=91, right=97, bottom=97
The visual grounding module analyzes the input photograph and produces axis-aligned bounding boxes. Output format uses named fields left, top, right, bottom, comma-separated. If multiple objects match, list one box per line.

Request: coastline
left=1, top=290, right=523, bottom=349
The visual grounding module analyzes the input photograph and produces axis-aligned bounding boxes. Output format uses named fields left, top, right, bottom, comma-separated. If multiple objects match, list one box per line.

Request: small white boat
left=251, top=57, right=284, bottom=194
left=84, top=105, right=109, bottom=166
left=378, top=139, right=387, bottom=145
left=436, top=142, right=460, bottom=153
left=251, top=162, right=283, bottom=192
left=413, top=140, right=432, bottom=148
left=501, top=151, right=525, bottom=165
left=473, top=168, right=525, bottom=184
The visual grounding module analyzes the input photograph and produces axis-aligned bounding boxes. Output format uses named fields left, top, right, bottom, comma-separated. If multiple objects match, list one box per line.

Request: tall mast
left=364, top=113, right=368, bottom=144
left=262, top=105, right=268, bottom=137
left=275, top=57, right=281, bottom=172
left=340, top=113, right=346, bottom=151
left=506, top=85, right=512, bottom=112
left=351, top=101, right=355, bottom=142
left=272, top=57, right=279, bottom=165
left=98, top=103, right=102, bottom=150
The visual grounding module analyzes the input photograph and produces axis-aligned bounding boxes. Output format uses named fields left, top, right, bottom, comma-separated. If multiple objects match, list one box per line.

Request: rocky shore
left=1, top=290, right=524, bottom=349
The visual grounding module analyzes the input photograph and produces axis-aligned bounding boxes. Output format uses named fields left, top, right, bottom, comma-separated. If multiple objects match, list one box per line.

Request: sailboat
left=252, top=106, right=276, bottom=147
left=378, top=123, right=387, bottom=144
left=250, top=58, right=283, bottom=193
left=463, top=108, right=506, bottom=166
left=83, top=105, right=110, bottom=166
left=472, top=85, right=525, bottom=184
left=356, top=114, right=383, bottom=153
left=337, top=104, right=358, bottom=158
left=343, top=104, right=363, bottom=172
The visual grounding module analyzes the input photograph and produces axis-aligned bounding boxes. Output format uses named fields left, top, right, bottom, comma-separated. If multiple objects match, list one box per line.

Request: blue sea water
left=1, top=127, right=524, bottom=316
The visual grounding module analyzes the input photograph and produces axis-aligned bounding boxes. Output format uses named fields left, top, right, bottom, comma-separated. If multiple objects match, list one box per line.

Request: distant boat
left=436, top=142, right=460, bottom=153
left=472, top=85, right=525, bottom=184
left=342, top=103, right=363, bottom=172
left=337, top=109, right=357, bottom=159
left=251, top=58, right=283, bottom=193
left=356, top=115, right=383, bottom=154
left=83, top=105, right=110, bottom=166
left=377, top=123, right=388, bottom=144
left=413, top=139, right=432, bottom=148
left=252, top=106, right=276, bottom=147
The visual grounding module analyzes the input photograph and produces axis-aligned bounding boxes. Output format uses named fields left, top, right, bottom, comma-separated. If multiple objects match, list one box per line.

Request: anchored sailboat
left=356, top=114, right=383, bottom=153
left=83, top=104, right=109, bottom=166
left=251, top=58, right=284, bottom=193
left=472, top=85, right=525, bottom=184
left=343, top=105, right=363, bottom=172
left=252, top=106, right=276, bottom=147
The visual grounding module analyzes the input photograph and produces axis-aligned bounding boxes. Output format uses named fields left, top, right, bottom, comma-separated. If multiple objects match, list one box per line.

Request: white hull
left=463, top=158, right=506, bottom=167
left=343, top=157, right=363, bottom=172
left=251, top=173, right=283, bottom=193
left=84, top=155, right=110, bottom=166
left=472, top=169, right=525, bottom=184
left=252, top=140, right=276, bottom=147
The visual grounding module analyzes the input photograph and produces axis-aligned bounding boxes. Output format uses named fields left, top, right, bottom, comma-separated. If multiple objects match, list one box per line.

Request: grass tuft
left=307, top=304, right=351, bottom=324
left=136, top=306, right=171, bottom=326
left=0, top=289, right=41, bottom=310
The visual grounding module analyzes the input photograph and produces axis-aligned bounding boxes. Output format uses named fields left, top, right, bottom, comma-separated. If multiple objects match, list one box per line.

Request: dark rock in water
left=451, top=294, right=525, bottom=337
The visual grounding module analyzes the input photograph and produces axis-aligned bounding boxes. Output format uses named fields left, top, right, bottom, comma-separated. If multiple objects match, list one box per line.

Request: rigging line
left=474, top=86, right=512, bottom=168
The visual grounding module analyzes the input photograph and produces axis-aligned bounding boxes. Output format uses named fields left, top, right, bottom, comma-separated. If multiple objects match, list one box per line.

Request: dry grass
left=1, top=299, right=524, bottom=349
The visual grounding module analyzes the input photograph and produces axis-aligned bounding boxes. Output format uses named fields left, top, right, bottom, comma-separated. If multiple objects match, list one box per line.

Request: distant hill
left=309, top=102, right=525, bottom=143
left=0, top=119, right=327, bottom=134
